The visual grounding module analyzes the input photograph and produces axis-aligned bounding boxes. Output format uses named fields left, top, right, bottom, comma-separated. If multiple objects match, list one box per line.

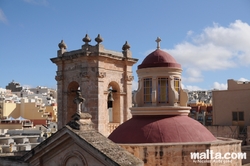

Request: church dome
left=138, top=49, right=181, bottom=69
left=109, top=37, right=216, bottom=144
left=108, top=115, right=216, bottom=143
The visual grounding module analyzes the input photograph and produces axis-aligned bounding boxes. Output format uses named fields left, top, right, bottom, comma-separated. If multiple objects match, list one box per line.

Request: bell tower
left=51, top=34, right=138, bottom=136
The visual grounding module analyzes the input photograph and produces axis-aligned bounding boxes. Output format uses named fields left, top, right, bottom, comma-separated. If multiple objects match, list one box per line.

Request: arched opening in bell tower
left=107, top=82, right=120, bottom=123
left=67, top=81, right=80, bottom=123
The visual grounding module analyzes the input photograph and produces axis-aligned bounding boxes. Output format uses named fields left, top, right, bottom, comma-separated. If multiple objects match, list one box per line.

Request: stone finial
left=58, top=40, right=67, bottom=50
left=82, top=34, right=91, bottom=45
left=122, top=41, right=130, bottom=51
left=67, top=90, right=94, bottom=130
left=73, top=90, right=85, bottom=114
left=155, top=37, right=161, bottom=49
left=95, top=34, right=103, bottom=44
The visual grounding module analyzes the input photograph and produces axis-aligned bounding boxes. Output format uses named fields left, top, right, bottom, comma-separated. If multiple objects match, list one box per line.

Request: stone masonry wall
left=206, top=126, right=250, bottom=145
left=206, top=126, right=239, bottom=139
left=119, top=138, right=242, bottom=166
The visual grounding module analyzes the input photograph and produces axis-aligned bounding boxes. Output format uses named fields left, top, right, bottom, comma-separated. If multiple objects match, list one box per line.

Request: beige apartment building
left=211, top=79, right=250, bottom=147
left=0, top=97, right=57, bottom=127
left=213, top=79, right=250, bottom=127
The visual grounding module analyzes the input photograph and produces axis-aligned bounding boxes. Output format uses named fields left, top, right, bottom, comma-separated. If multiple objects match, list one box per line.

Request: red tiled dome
left=108, top=115, right=216, bottom=143
left=138, top=49, right=181, bottom=69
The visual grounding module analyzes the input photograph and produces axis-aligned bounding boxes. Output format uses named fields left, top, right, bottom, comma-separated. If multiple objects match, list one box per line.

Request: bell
left=108, top=92, right=114, bottom=102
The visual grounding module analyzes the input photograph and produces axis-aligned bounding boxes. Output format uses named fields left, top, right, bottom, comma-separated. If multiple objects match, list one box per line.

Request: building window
left=207, top=116, right=212, bottom=121
left=239, top=112, right=244, bottom=121
left=232, top=111, right=244, bottom=121
left=191, top=109, right=196, bottom=114
left=144, top=78, right=152, bottom=103
left=198, top=116, right=203, bottom=121
left=174, top=78, right=180, bottom=101
left=158, top=78, right=168, bottom=103
left=232, top=112, right=238, bottom=121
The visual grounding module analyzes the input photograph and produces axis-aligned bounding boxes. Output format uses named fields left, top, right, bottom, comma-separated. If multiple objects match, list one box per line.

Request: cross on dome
left=155, top=37, right=161, bottom=49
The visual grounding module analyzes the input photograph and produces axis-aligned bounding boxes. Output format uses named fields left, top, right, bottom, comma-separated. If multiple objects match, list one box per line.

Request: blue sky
left=0, top=0, right=250, bottom=91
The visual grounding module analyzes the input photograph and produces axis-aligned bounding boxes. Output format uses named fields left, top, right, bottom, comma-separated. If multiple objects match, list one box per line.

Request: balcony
left=23, top=122, right=33, bottom=127
left=107, top=123, right=120, bottom=135
left=42, top=115, right=48, bottom=118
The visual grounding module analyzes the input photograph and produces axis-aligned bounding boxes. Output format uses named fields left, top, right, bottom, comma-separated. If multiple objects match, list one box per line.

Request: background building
left=0, top=81, right=58, bottom=133
left=212, top=79, right=250, bottom=144
left=5, top=81, right=23, bottom=92
left=213, top=79, right=250, bottom=127
left=188, top=101, right=213, bottom=126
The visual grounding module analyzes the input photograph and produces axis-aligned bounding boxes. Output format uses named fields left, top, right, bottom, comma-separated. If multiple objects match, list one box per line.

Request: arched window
left=158, top=78, right=168, bottom=103
left=67, top=81, right=80, bottom=123
left=144, top=78, right=152, bottom=104
left=107, top=82, right=120, bottom=123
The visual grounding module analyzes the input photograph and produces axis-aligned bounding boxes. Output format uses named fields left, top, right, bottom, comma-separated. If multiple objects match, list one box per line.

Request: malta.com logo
left=190, top=150, right=246, bottom=164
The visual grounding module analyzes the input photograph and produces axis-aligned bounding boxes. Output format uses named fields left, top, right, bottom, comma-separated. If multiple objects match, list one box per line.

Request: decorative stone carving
left=82, top=34, right=91, bottom=45
left=58, top=40, right=67, bottom=50
left=122, top=41, right=130, bottom=51
left=180, top=88, right=188, bottom=106
left=95, top=34, right=103, bottom=44
left=169, top=76, right=179, bottom=106
left=79, top=72, right=89, bottom=78
left=126, top=75, right=134, bottom=81
left=62, top=150, right=88, bottom=166
left=97, top=72, right=106, bottom=78
left=79, top=67, right=89, bottom=78
left=55, top=75, right=63, bottom=81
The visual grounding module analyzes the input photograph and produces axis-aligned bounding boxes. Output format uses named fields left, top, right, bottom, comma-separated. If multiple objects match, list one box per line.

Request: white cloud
left=182, top=68, right=203, bottom=83
left=0, top=9, right=8, bottom=24
left=187, top=30, right=193, bottom=36
left=181, top=84, right=203, bottom=91
left=238, top=77, right=249, bottom=82
left=182, top=76, right=203, bottom=83
left=186, top=68, right=202, bottom=78
left=132, top=80, right=138, bottom=91
left=163, top=20, right=250, bottom=83
left=212, top=82, right=227, bottom=90
left=211, top=78, right=248, bottom=90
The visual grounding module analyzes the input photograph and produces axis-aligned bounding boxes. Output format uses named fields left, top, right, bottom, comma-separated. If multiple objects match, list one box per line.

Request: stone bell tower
left=51, top=34, right=138, bottom=136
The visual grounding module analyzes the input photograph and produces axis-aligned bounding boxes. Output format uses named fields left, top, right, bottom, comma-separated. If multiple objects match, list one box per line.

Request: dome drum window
left=143, top=78, right=152, bottom=104
left=174, top=77, right=180, bottom=102
left=157, top=78, right=168, bottom=103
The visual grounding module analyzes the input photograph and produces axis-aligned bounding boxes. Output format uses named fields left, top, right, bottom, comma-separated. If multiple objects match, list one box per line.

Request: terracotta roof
left=69, top=127, right=143, bottom=166
left=138, top=49, right=181, bottom=69
left=109, top=115, right=216, bottom=143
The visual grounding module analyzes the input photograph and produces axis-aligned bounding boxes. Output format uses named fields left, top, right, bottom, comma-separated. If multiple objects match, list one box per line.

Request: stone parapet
left=119, top=138, right=242, bottom=166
